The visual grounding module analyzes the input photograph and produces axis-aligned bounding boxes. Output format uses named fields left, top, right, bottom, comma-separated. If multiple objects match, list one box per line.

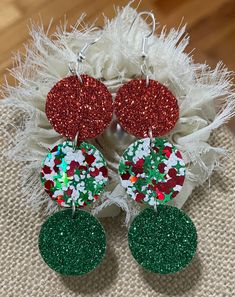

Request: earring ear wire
left=129, top=12, right=156, bottom=86
left=69, top=26, right=104, bottom=82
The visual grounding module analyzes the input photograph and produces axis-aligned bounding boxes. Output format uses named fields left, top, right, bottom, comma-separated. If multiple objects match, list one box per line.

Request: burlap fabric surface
left=0, top=106, right=234, bottom=297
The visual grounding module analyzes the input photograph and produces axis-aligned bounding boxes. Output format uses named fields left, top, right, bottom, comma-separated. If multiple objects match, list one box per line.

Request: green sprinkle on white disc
left=41, top=140, right=108, bottom=208
left=119, top=138, right=186, bottom=206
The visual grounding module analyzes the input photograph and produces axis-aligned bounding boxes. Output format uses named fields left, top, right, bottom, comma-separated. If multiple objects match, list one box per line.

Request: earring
left=114, top=12, right=178, bottom=138
left=119, top=137, right=197, bottom=274
left=38, top=35, right=112, bottom=276
left=116, top=12, right=197, bottom=274
left=46, top=32, right=113, bottom=141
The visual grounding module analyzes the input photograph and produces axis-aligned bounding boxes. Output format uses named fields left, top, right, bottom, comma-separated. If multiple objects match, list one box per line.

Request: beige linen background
left=0, top=105, right=234, bottom=297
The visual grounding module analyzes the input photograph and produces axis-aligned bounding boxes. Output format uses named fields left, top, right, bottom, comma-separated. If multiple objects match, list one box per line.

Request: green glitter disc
left=128, top=206, right=197, bottom=274
left=38, top=209, right=106, bottom=276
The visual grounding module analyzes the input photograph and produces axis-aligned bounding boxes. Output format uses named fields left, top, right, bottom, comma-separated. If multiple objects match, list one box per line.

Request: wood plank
left=158, top=0, right=231, bottom=28
left=208, top=26, right=235, bottom=70
left=0, top=2, right=22, bottom=30
left=188, top=0, right=235, bottom=52
left=0, top=0, right=113, bottom=84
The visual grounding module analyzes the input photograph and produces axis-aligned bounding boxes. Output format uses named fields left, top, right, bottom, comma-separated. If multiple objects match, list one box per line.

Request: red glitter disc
left=46, top=75, right=113, bottom=140
left=114, top=79, right=179, bottom=138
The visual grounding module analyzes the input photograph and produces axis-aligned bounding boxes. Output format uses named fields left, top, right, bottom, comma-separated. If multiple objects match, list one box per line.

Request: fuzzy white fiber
left=1, top=3, right=234, bottom=224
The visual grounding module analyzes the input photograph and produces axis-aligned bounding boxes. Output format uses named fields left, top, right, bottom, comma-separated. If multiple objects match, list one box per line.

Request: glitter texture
left=46, top=75, right=113, bottom=140
left=41, top=140, right=108, bottom=207
left=114, top=79, right=179, bottom=138
left=119, top=138, right=185, bottom=206
left=38, top=209, right=106, bottom=276
left=128, top=206, right=197, bottom=274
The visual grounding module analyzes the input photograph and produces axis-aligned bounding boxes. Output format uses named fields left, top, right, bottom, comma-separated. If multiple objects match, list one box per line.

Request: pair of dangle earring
left=38, top=12, right=197, bottom=276
left=115, top=12, right=197, bottom=274
left=39, top=36, right=112, bottom=276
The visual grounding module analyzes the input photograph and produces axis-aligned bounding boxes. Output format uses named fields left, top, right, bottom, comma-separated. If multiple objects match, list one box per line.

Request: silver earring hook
left=77, top=26, right=103, bottom=63
left=129, top=12, right=156, bottom=43
left=129, top=12, right=156, bottom=86
left=72, top=198, right=76, bottom=218
left=148, top=128, right=155, bottom=151
left=69, top=26, right=103, bottom=83
left=73, top=131, right=79, bottom=152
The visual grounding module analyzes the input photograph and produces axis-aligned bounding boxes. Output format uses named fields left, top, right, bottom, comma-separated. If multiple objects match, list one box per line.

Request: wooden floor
left=0, top=0, right=234, bottom=132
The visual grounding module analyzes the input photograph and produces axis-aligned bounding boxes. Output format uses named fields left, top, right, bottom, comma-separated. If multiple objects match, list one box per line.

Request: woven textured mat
left=0, top=106, right=234, bottom=297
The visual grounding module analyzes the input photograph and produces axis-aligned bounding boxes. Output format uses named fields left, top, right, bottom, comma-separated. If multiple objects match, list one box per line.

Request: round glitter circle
left=38, top=209, right=106, bottom=276
left=114, top=79, right=179, bottom=138
left=128, top=206, right=197, bottom=274
left=119, top=138, right=185, bottom=206
left=46, top=75, right=113, bottom=140
left=41, top=140, right=108, bottom=207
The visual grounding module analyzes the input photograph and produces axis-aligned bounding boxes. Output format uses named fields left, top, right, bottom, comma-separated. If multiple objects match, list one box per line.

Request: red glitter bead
left=114, top=79, right=179, bottom=138
left=46, top=75, right=113, bottom=140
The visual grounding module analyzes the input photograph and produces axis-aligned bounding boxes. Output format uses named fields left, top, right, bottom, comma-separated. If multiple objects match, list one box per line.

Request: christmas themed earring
left=115, top=12, right=197, bottom=274
left=46, top=32, right=113, bottom=141
left=38, top=36, right=112, bottom=276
